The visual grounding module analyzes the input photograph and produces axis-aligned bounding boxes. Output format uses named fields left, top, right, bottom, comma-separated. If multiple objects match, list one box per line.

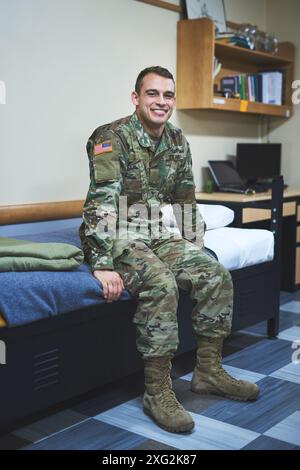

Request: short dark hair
left=135, top=66, right=175, bottom=94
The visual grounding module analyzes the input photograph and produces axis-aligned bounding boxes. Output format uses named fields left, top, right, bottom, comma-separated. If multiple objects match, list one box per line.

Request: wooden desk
left=196, top=188, right=300, bottom=291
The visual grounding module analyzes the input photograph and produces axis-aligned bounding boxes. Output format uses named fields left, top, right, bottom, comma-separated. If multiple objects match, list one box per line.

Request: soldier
left=80, top=66, right=259, bottom=434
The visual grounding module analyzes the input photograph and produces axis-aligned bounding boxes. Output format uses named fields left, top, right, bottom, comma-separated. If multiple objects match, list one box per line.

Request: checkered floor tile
left=1, top=291, right=300, bottom=450
left=280, top=301, right=300, bottom=314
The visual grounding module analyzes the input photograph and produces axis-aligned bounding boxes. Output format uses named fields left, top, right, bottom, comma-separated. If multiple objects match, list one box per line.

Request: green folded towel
left=0, top=237, right=84, bottom=272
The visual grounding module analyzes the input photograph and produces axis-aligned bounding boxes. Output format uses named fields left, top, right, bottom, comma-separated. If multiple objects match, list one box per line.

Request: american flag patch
left=94, top=141, right=113, bottom=156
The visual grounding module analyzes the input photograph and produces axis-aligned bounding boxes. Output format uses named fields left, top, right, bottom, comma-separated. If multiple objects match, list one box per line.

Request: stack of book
left=216, top=32, right=254, bottom=49
left=220, top=71, right=283, bottom=105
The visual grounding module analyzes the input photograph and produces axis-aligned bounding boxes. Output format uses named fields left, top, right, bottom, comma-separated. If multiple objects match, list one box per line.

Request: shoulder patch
left=94, top=141, right=113, bottom=156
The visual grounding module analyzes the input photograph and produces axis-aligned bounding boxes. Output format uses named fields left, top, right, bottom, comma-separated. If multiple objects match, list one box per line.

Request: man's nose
left=156, top=94, right=166, bottom=106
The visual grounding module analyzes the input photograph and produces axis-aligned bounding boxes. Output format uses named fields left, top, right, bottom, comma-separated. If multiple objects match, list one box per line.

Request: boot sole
left=143, top=406, right=195, bottom=434
left=191, top=386, right=259, bottom=402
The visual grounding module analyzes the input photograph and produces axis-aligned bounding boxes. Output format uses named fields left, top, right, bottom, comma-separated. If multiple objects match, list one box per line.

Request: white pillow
left=204, top=227, right=274, bottom=270
left=198, top=204, right=234, bottom=230
left=161, top=204, right=234, bottom=231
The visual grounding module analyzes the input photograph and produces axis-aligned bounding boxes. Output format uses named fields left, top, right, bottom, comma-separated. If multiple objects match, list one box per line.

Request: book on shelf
left=260, top=71, right=283, bottom=105
left=220, top=71, right=283, bottom=104
left=216, top=34, right=254, bottom=49
left=213, top=57, right=222, bottom=78
left=215, top=32, right=235, bottom=39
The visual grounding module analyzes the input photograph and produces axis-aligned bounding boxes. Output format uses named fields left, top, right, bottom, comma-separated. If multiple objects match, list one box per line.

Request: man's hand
left=93, top=270, right=125, bottom=302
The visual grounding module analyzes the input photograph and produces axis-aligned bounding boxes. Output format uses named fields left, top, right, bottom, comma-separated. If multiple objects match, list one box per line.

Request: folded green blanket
left=0, top=237, right=84, bottom=272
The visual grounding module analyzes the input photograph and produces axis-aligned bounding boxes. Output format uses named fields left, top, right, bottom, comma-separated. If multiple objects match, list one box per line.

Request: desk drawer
left=243, top=208, right=270, bottom=224
left=284, top=201, right=297, bottom=217
left=242, top=202, right=296, bottom=224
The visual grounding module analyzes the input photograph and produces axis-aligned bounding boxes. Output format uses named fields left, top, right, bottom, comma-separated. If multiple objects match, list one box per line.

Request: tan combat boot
left=143, top=356, right=194, bottom=433
left=191, top=337, right=259, bottom=401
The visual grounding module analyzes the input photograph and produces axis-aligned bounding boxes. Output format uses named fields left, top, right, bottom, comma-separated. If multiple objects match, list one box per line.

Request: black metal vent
left=33, top=348, right=60, bottom=391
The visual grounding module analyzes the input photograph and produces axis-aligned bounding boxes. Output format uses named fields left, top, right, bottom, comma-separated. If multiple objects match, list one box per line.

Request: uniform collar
left=130, top=112, right=173, bottom=152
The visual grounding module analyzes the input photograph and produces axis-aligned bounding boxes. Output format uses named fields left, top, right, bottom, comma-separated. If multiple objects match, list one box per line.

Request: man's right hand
left=93, top=270, right=125, bottom=303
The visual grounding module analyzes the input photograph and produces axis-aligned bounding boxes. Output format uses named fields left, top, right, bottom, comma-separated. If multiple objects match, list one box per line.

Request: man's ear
left=131, top=91, right=139, bottom=106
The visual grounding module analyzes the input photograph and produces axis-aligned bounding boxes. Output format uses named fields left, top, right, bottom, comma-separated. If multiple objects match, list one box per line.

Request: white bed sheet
left=161, top=204, right=274, bottom=270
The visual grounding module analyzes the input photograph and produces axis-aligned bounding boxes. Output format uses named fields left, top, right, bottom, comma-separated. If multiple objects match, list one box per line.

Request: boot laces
left=159, top=373, right=185, bottom=414
left=160, top=387, right=185, bottom=414
left=214, top=353, right=243, bottom=385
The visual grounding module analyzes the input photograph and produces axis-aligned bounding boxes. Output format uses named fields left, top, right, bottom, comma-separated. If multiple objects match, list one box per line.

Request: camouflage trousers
left=113, top=237, right=233, bottom=359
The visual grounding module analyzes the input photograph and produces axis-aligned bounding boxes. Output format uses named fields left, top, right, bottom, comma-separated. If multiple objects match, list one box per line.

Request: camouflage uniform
left=80, top=112, right=233, bottom=359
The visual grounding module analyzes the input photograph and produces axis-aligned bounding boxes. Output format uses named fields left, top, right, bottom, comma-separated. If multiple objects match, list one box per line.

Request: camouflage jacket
left=80, top=112, right=205, bottom=271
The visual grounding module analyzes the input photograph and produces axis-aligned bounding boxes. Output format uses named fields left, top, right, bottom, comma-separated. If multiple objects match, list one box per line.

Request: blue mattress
left=0, top=227, right=131, bottom=327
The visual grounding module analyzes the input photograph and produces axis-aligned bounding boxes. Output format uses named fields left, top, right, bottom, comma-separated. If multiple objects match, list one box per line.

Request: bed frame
left=0, top=178, right=283, bottom=430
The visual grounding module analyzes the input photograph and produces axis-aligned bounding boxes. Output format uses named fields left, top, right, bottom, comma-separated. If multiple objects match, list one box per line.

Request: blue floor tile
left=224, top=339, right=293, bottom=374
left=264, top=411, right=300, bottom=446
left=95, top=397, right=259, bottom=450
left=270, top=361, right=300, bottom=384
left=242, top=311, right=300, bottom=337
left=181, top=365, right=265, bottom=384
left=13, top=409, right=87, bottom=442
left=202, top=376, right=300, bottom=433
left=278, top=326, right=300, bottom=342
left=22, top=418, right=147, bottom=450
left=280, top=301, right=300, bottom=314
left=242, top=435, right=300, bottom=450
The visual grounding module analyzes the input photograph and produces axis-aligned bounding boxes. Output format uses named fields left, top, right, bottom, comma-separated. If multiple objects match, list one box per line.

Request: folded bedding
left=0, top=236, right=84, bottom=272
left=0, top=228, right=131, bottom=328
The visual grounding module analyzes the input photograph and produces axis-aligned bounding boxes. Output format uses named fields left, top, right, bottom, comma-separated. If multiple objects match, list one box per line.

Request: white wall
left=5, top=0, right=297, bottom=206
left=265, top=0, right=300, bottom=188
left=225, top=0, right=266, bottom=29
left=0, top=0, right=178, bottom=204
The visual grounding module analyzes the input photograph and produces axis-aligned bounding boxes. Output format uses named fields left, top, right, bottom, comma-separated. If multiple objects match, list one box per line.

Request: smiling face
left=131, top=73, right=176, bottom=137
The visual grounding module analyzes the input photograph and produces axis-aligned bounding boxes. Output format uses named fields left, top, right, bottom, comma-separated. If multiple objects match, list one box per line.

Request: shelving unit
left=176, top=18, right=295, bottom=118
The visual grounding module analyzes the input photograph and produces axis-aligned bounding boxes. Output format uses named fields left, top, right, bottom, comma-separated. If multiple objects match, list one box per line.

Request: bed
left=0, top=178, right=283, bottom=429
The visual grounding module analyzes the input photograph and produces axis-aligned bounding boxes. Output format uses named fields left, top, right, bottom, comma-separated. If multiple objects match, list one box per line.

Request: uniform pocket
left=123, top=158, right=145, bottom=204
left=159, top=155, right=179, bottom=193
left=93, top=154, right=120, bottom=183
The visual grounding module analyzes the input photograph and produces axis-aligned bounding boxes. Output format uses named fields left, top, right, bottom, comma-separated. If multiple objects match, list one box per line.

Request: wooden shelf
left=214, top=41, right=293, bottom=65
left=211, top=97, right=292, bottom=117
left=181, top=95, right=292, bottom=117
left=176, top=18, right=295, bottom=117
